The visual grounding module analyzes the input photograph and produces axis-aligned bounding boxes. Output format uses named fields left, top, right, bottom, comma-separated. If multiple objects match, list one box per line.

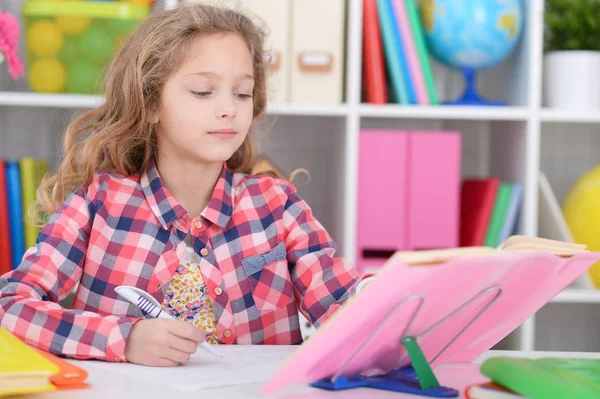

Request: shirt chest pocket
left=241, top=242, right=294, bottom=311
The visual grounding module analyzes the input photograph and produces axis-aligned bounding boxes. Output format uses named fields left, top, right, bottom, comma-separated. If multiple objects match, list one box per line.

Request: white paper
left=83, top=345, right=298, bottom=392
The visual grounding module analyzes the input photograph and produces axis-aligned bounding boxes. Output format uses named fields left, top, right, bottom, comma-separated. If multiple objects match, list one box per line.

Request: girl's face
left=155, top=32, right=255, bottom=167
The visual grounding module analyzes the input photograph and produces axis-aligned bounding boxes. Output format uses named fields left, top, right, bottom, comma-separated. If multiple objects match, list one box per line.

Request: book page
left=80, top=345, right=297, bottom=392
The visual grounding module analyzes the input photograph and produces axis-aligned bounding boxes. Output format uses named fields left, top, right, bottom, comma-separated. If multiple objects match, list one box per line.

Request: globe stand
left=443, top=67, right=506, bottom=106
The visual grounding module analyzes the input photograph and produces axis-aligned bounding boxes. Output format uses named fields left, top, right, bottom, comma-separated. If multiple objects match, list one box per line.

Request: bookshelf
left=1, top=0, right=600, bottom=352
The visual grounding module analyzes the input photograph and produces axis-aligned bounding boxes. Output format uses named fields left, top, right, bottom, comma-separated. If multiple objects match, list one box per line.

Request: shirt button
left=214, top=287, right=223, bottom=295
left=223, top=329, right=232, bottom=338
left=200, top=248, right=209, bottom=257
left=194, top=221, right=203, bottom=229
left=156, top=282, right=161, bottom=289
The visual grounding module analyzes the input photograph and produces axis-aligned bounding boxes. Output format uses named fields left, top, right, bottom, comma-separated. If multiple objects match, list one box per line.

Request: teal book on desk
left=481, top=357, right=600, bottom=399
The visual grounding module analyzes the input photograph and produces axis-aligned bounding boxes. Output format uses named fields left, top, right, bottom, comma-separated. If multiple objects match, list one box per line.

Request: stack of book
left=459, top=177, right=523, bottom=248
left=0, top=157, right=47, bottom=274
left=362, top=0, right=439, bottom=105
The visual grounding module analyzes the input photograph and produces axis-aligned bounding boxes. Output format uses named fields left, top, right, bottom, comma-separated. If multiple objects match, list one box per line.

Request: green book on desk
left=481, top=357, right=600, bottom=399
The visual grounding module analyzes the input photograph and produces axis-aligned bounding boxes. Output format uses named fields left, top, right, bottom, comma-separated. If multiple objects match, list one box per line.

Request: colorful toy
left=0, top=8, right=25, bottom=80
left=29, top=58, right=65, bottom=92
left=58, top=36, right=78, bottom=63
left=23, top=1, right=148, bottom=94
left=67, top=61, right=100, bottom=93
left=56, top=15, right=90, bottom=35
left=562, top=164, right=600, bottom=287
left=27, top=20, right=64, bottom=57
left=78, top=26, right=114, bottom=64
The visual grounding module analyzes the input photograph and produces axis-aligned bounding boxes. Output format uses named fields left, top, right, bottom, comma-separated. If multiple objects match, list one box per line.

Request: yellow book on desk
left=0, top=327, right=59, bottom=397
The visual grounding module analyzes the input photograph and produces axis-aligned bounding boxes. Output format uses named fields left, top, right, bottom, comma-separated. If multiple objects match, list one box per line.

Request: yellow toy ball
left=55, top=16, right=91, bottom=35
left=28, top=58, right=66, bottom=93
left=563, top=164, right=600, bottom=287
left=27, top=20, right=64, bottom=57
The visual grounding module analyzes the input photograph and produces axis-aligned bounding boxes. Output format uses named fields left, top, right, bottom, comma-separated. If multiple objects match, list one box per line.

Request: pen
left=115, top=285, right=223, bottom=358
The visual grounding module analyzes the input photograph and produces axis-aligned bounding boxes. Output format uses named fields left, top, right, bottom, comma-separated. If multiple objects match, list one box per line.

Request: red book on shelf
left=460, top=177, right=501, bottom=247
left=0, top=160, right=12, bottom=275
left=362, top=0, right=387, bottom=104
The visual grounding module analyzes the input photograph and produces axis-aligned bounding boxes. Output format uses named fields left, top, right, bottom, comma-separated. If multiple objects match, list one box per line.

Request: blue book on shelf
left=389, top=0, right=417, bottom=104
left=376, top=0, right=415, bottom=104
left=499, top=184, right=523, bottom=243
left=5, top=161, right=24, bottom=269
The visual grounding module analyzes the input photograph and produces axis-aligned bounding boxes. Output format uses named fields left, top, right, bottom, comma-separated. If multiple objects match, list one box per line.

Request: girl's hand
left=125, top=319, right=206, bottom=367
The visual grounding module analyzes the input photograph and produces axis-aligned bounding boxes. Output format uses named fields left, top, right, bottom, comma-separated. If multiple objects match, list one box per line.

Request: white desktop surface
left=27, top=346, right=600, bottom=399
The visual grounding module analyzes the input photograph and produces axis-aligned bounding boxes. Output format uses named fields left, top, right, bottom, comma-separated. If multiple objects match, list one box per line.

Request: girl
left=0, top=4, right=365, bottom=367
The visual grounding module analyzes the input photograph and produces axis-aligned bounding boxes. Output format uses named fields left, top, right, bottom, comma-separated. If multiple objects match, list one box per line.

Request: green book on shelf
left=484, top=183, right=513, bottom=247
left=481, top=357, right=600, bottom=399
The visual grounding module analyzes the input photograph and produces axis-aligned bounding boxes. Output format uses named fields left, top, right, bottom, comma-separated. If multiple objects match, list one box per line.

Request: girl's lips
left=208, top=130, right=237, bottom=138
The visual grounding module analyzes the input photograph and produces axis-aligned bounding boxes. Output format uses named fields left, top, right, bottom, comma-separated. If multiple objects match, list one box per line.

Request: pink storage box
left=356, top=130, right=461, bottom=271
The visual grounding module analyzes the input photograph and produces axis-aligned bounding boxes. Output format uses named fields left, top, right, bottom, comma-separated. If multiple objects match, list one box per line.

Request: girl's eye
left=236, top=93, right=253, bottom=99
left=191, top=91, right=211, bottom=97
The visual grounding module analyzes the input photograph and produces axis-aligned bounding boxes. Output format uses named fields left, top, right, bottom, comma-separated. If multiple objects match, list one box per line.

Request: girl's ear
left=149, top=108, right=160, bottom=124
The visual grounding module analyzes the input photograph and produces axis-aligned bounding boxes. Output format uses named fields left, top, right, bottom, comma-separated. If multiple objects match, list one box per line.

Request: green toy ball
left=78, top=26, right=114, bottom=64
left=58, top=36, right=78, bottom=63
left=67, top=61, right=101, bottom=94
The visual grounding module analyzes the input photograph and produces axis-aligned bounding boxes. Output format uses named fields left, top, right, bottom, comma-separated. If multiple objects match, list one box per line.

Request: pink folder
left=262, top=250, right=600, bottom=395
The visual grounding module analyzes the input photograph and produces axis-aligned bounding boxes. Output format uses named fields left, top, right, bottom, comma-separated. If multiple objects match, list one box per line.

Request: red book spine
left=362, top=0, right=387, bottom=104
left=460, top=178, right=501, bottom=247
left=0, top=160, right=13, bottom=274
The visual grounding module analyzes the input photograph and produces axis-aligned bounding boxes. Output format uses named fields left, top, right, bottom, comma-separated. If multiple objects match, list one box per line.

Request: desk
left=30, top=347, right=600, bottom=399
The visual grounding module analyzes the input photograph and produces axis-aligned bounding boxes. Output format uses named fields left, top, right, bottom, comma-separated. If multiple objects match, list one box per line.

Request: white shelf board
left=0, top=92, right=349, bottom=116
left=551, top=289, right=600, bottom=303
left=359, top=104, right=530, bottom=121
left=0, top=92, right=104, bottom=108
left=540, top=108, right=600, bottom=124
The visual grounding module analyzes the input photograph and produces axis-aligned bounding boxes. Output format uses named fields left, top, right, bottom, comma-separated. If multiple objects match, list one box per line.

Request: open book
left=386, top=235, right=587, bottom=266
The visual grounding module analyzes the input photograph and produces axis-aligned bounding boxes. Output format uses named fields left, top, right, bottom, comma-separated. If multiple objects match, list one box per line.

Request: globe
left=420, top=0, right=524, bottom=106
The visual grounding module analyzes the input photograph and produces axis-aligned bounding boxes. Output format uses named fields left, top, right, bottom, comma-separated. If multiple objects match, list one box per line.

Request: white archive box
left=290, top=0, right=346, bottom=104
left=238, top=0, right=291, bottom=103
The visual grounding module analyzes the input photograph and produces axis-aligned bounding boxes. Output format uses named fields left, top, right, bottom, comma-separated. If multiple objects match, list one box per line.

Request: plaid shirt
left=0, top=161, right=360, bottom=362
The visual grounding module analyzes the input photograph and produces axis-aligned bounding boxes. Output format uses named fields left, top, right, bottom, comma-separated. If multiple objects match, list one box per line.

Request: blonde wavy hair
left=34, top=3, right=299, bottom=225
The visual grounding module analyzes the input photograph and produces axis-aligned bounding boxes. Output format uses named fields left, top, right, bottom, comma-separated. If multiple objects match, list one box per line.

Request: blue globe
left=419, top=0, right=524, bottom=105
left=421, top=0, right=524, bottom=70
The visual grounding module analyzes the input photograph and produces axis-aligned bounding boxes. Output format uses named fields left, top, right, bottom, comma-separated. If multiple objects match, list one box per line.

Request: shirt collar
left=140, top=160, right=234, bottom=230
left=201, top=162, right=234, bottom=229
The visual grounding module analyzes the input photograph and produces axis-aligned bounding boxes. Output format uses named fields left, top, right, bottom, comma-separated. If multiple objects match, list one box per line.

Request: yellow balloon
left=56, top=15, right=91, bottom=35
left=27, top=21, right=64, bottom=57
left=563, top=164, right=600, bottom=287
left=29, top=58, right=66, bottom=93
